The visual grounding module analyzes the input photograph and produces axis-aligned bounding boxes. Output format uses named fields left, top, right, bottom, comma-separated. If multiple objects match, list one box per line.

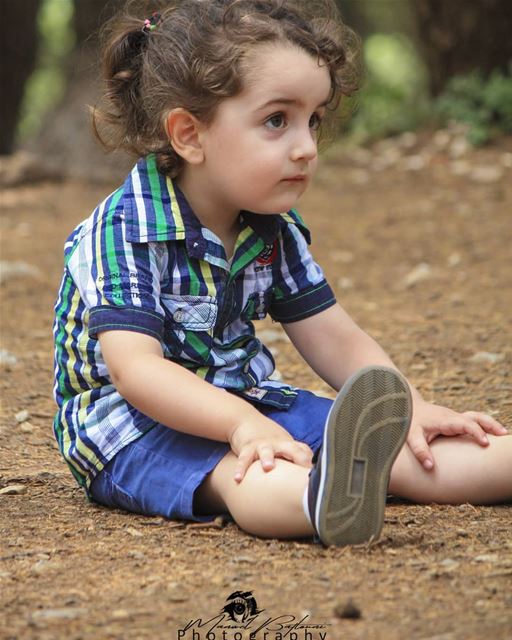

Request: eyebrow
left=255, top=97, right=330, bottom=112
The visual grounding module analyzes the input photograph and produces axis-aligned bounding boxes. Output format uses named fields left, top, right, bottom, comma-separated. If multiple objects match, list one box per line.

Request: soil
left=1, top=133, right=511, bottom=640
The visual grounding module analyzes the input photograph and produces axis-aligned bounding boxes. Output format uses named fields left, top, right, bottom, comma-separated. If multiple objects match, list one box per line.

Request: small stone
left=500, top=152, right=512, bottom=169
left=447, top=253, right=461, bottom=267
left=402, top=155, right=426, bottom=171
left=397, top=131, right=417, bottom=150
left=168, top=593, right=189, bottom=603
left=29, top=608, right=88, bottom=624
left=469, top=352, right=505, bottom=365
left=20, top=421, right=35, bottom=433
left=31, top=559, right=64, bottom=575
left=337, top=277, right=354, bottom=290
left=0, top=484, right=27, bottom=495
left=474, top=554, right=498, bottom=563
left=440, top=558, right=459, bottom=569
left=15, top=410, right=30, bottom=423
left=111, top=609, right=131, bottom=620
left=402, top=263, right=432, bottom=288
left=471, top=166, right=504, bottom=184
left=0, top=261, right=41, bottom=284
left=433, top=129, right=451, bottom=149
left=0, top=349, right=17, bottom=366
left=449, top=136, right=470, bottom=158
left=334, top=598, right=362, bottom=619
left=125, top=527, right=143, bottom=538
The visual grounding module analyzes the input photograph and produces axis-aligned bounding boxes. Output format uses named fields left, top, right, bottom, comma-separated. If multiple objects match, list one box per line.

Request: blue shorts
left=89, top=390, right=332, bottom=522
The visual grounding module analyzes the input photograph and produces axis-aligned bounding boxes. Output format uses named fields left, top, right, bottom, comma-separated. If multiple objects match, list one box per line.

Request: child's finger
left=275, top=440, right=312, bottom=468
left=233, top=446, right=256, bottom=483
left=407, top=430, right=435, bottom=470
left=256, top=443, right=276, bottom=472
left=449, top=415, right=490, bottom=446
left=463, top=411, right=508, bottom=435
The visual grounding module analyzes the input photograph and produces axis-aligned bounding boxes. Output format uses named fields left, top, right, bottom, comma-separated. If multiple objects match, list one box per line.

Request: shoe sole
left=315, top=366, right=412, bottom=546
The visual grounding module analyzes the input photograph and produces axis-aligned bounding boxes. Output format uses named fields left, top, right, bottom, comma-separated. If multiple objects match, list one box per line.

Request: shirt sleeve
left=66, top=201, right=165, bottom=341
left=269, top=223, right=336, bottom=323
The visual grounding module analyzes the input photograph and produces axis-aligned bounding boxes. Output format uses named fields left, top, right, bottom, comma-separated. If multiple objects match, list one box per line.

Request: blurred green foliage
left=434, top=68, right=512, bottom=145
left=16, top=0, right=512, bottom=149
left=345, top=33, right=430, bottom=142
left=16, top=0, right=74, bottom=143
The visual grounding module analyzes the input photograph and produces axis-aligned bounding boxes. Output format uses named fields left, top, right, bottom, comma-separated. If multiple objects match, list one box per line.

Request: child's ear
left=165, top=108, right=205, bottom=165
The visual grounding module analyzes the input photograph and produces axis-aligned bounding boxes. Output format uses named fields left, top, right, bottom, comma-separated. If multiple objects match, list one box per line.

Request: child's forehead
left=240, top=43, right=331, bottom=105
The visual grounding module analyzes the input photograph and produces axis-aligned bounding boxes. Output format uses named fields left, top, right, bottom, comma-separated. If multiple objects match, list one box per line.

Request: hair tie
left=142, top=12, right=162, bottom=34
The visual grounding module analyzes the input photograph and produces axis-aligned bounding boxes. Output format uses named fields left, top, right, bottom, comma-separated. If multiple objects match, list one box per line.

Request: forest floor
left=1, top=131, right=511, bottom=640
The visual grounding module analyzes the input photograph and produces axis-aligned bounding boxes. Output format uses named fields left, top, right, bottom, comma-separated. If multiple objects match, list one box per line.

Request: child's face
left=196, top=42, right=332, bottom=217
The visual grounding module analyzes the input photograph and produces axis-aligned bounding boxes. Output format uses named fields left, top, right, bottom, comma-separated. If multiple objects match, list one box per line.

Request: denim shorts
left=89, top=389, right=332, bottom=522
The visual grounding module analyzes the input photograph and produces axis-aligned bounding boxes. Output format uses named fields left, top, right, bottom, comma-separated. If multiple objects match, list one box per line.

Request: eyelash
left=264, top=112, right=323, bottom=132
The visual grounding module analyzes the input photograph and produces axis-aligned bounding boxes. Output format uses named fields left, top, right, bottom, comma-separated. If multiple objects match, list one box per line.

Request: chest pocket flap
left=161, top=294, right=218, bottom=330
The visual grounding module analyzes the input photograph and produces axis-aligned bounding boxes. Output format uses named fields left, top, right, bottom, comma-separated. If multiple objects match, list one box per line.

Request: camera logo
left=221, top=591, right=261, bottom=623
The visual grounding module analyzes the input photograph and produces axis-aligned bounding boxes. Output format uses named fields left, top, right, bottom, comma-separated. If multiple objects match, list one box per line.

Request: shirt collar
left=123, top=155, right=311, bottom=252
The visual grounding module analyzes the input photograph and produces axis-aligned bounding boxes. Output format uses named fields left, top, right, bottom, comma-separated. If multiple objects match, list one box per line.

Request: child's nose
left=290, top=128, right=317, bottom=163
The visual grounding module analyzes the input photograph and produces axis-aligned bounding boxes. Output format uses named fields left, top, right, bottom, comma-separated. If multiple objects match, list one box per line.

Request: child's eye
left=309, top=112, right=323, bottom=131
left=265, top=113, right=287, bottom=130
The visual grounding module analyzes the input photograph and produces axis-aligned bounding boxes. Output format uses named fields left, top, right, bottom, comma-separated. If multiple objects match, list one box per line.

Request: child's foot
left=307, top=366, right=412, bottom=546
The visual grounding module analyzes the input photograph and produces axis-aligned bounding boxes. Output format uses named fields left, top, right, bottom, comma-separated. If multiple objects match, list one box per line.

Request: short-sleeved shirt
left=53, top=155, right=336, bottom=490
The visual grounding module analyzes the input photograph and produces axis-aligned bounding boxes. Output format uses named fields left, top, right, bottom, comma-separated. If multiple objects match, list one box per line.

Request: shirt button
left=173, top=309, right=186, bottom=323
left=243, top=362, right=250, bottom=373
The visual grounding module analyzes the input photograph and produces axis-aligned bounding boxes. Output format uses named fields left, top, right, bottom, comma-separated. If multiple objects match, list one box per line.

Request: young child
left=53, top=0, right=511, bottom=546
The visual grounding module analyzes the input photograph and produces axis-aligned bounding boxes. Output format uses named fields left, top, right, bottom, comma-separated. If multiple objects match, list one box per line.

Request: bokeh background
left=2, top=0, right=512, bottom=180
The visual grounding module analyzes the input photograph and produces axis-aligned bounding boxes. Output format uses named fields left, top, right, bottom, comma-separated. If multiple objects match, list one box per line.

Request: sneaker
left=307, top=366, right=412, bottom=546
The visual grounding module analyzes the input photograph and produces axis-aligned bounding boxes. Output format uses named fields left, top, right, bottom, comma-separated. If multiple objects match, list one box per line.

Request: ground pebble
left=29, top=608, right=88, bottom=624
left=0, top=261, right=41, bottom=284
left=0, top=484, right=27, bottom=495
left=334, top=598, right=362, bottom=619
left=15, top=410, right=30, bottom=423
left=469, top=351, right=505, bottom=365
left=402, top=263, right=432, bottom=288
left=0, top=349, right=17, bottom=366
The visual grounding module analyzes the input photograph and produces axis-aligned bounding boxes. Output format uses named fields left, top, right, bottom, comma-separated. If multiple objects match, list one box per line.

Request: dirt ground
left=1, top=132, right=511, bottom=640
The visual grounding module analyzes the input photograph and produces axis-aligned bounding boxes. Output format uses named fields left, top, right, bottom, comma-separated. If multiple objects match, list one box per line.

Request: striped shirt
left=53, top=155, right=336, bottom=490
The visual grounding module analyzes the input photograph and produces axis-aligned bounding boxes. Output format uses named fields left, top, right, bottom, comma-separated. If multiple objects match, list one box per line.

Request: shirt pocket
left=160, top=294, right=218, bottom=360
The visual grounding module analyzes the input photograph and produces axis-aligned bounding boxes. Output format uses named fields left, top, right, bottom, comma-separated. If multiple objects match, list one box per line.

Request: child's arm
left=98, top=330, right=313, bottom=481
left=283, top=303, right=507, bottom=470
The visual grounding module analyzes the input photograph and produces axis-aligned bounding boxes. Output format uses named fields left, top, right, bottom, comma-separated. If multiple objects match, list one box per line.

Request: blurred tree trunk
left=28, top=0, right=127, bottom=181
left=0, top=0, right=41, bottom=154
left=412, top=0, right=512, bottom=96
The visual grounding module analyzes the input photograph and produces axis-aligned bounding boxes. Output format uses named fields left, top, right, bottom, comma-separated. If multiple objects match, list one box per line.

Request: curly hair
left=92, top=0, right=361, bottom=177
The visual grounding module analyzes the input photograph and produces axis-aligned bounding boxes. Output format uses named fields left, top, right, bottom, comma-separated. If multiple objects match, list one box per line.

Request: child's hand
left=407, top=399, right=508, bottom=470
left=229, top=418, right=313, bottom=483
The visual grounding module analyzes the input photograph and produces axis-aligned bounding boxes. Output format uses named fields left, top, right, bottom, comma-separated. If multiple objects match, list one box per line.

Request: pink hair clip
left=142, top=12, right=162, bottom=34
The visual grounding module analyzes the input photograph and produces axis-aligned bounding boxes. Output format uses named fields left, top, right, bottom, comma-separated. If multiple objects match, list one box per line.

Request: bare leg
left=195, top=452, right=314, bottom=539
left=195, top=436, right=512, bottom=541
left=390, top=434, right=512, bottom=504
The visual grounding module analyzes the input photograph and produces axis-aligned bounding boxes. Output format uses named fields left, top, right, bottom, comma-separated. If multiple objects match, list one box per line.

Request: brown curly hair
left=92, top=0, right=361, bottom=177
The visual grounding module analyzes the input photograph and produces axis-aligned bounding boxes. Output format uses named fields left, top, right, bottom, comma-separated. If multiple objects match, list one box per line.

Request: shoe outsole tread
left=315, top=366, right=412, bottom=546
